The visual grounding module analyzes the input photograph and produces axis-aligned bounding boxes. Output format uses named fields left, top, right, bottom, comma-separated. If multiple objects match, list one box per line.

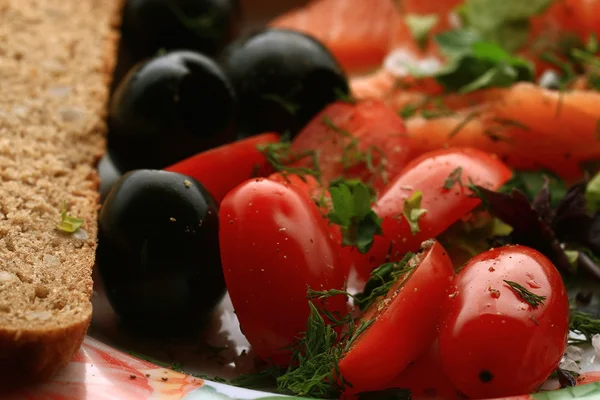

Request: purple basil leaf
left=475, top=186, right=575, bottom=274
left=553, top=183, right=595, bottom=246
left=586, top=213, right=600, bottom=253
left=532, top=178, right=553, bottom=224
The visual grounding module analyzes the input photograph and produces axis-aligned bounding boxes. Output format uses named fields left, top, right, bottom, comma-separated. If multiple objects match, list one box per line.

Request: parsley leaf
left=405, top=14, right=439, bottom=50
left=327, top=179, right=383, bottom=254
left=56, top=201, right=84, bottom=233
left=433, top=31, right=534, bottom=93
left=457, top=0, right=553, bottom=51
left=503, top=280, right=547, bottom=308
left=402, top=191, right=427, bottom=235
left=398, top=103, right=418, bottom=119
left=443, top=167, right=464, bottom=190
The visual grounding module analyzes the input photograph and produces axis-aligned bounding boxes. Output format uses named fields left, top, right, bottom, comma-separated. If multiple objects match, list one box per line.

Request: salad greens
left=327, top=179, right=383, bottom=254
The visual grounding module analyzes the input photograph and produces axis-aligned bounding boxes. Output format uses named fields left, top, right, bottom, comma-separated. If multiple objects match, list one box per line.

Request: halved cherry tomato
left=383, top=340, right=461, bottom=400
left=339, top=240, right=454, bottom=393
left=165, top=133, right=279, bottom=203
left=354, top=148, right=512, bottom=279
left=219, top=178, right=346, bottom=366
left=290, top=100, right=412, bottom=194
left=438, top=245, right=569, bottom=399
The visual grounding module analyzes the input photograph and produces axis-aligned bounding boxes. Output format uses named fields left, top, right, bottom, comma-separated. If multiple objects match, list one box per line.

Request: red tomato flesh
left=219, top=178, right=347, bottom=366
left=438, top=245, right=569, bottom=399
left=165, top=133, right=279, bottom=203
left=339, top=240, right=454, bottom=393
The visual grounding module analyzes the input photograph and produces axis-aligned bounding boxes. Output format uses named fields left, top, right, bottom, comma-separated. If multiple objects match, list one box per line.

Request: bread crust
left=0, top=0, right=123, bottom=386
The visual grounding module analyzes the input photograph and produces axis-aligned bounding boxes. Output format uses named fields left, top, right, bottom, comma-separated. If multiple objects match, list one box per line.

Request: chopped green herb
left=443, top=167, right=464, bottom=190
left=565, top=250, right=580, bottom=270
left=276, top=302, right=343, bottom=397
left=230, top=366, right=284, bottom=389
left=307, top=288, right=358, bottom=303
left=261, top=94, right=300, bottom=116
left=398, top=103, right=418, bottom=119
left=435, top=29, right=482, bottom=57
left=334, top=88, right=356, bottom=104
left=587, top=33, right=599, bottom=53
left=402, top=191, right=427, bottom=235
left=321, top=116, right=388, bottom=184
left=492, top=117, right=530, bottom=131
left=56, top=201, right=84, bottom=233
left=354, top=253, right=416, bottom=311
left=448, top=111, right=479, bottom=138
left=420, top=108, right=455, bottom=119
left=274, top=298, right=376, bottom=398
left=499, top=170, right=567, bottom=208
left=404, top=14, right=439, bottom=50
left=503, top=280, right=546, bottom=308
left=457, top=0, right=553, bottom=51
left=327, top=179, right=383, bottom=254
left=586, top=171, right=600, bottom=213
left=432, top=30, right=534, bottom=93
left=569, top=310, right=600, bottom=344
left=258, top=142, right=321, bottom=180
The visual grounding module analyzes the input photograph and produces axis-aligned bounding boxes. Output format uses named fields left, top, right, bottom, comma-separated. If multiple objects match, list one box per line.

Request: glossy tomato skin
left=219, top=178, right=347, bottom=365
left=267, top=172, right=357, bottom=279
left=383, top=339, right=461, bottom=400
left=438, top=245, right=569, bottom=399
left=339, top=240, right=455, bottom=393
left=354, top=148, right=512, bottom=279
left=165, top=133, right=279, bottom=204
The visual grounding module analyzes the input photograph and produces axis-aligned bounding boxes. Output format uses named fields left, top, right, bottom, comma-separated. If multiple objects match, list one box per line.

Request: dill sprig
left=321, top=116, right=389, bottom=185
left=258, top=142, right=321, bottom=180
left=276, top=302, right=344, bottom=398
left=355, top=253, right=416, bottom=311
left=275, top=299, right=376, bottom=398
left=503, top=280, right=547, bottom=308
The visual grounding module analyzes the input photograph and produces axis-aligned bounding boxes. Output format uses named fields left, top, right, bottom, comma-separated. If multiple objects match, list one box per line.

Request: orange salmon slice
left=270, top=0, right=398, bottom=74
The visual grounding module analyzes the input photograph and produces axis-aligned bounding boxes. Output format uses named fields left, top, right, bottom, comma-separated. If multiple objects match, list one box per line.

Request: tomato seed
left=479, top=369, right=494, bottom=383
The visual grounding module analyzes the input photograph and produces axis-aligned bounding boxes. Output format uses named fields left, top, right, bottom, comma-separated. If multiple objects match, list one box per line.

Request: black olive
left=97, top=170, right=225, bottom=331
left=220, top=28, right=350, bottom=139
left=98, top=151, right=123, bottom=203
left=122, top=0, right=241, bottom=60
left=108, top=51, right=237, bottom=171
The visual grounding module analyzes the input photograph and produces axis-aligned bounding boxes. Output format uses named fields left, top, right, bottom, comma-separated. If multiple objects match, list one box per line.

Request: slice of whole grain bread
left=0, top=0, right=122, bottom=385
